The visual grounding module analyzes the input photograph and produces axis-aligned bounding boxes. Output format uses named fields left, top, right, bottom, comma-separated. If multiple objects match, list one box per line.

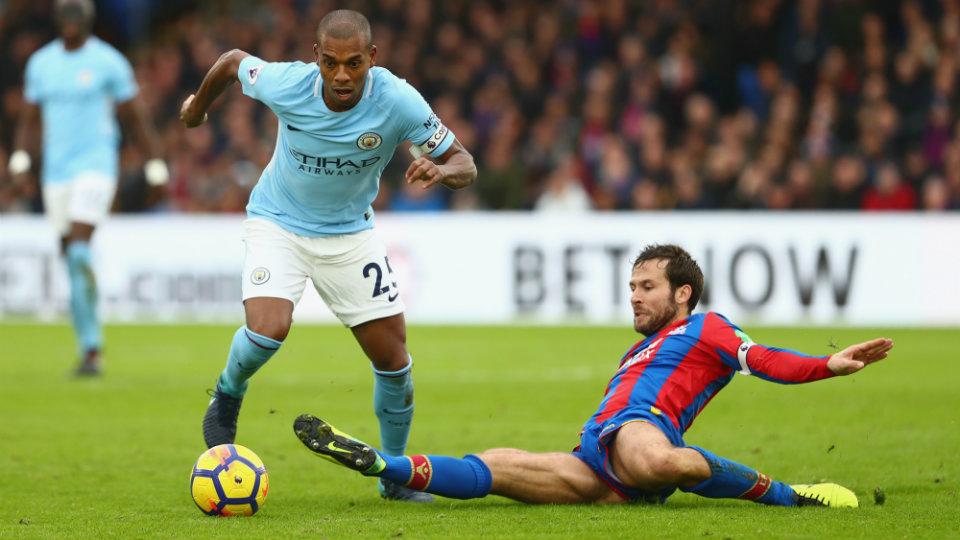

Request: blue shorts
left=572, top=410, right=683, bottom=503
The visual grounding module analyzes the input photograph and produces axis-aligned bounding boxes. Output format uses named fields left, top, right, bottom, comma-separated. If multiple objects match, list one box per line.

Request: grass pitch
left=0, top=323, right=957, bottom=539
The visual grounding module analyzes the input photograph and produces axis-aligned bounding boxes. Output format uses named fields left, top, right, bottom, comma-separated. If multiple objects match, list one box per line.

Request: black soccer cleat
left=202, top=387, right=243, bottom=448
left=73, top=348, right=102, bottom=377
left=293, top=414, right=385, bottom=475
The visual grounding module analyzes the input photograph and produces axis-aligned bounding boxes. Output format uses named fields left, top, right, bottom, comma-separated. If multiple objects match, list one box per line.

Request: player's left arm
left=405, top=138, right=477, bottom=190
left=117, top=97, right=168, bottom=187
left=705, top=312, right=892, bottom=383
left=111, top=50, right=168, bottom=187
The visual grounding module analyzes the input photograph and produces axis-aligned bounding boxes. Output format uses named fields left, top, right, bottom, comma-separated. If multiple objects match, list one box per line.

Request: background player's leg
left=610, top=421, right=797, bottom=505
left=64, top=222, right=101, bottom=375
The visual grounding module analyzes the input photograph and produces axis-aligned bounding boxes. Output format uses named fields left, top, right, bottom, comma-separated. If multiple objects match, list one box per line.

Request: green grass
left=0, top=324, right=957, bottom=539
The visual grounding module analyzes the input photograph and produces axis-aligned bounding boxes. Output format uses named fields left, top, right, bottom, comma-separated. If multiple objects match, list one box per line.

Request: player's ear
left=369, top=44, right=377, bottom=66
left=313, top=43, right=320, bottom=61
left=675, top=284, right=692, bottom=308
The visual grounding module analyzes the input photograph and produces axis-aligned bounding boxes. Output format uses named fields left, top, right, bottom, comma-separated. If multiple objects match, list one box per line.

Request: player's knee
left=246, top=316, right=291, bottom=342
left=634, top=449, right=687, bottom=487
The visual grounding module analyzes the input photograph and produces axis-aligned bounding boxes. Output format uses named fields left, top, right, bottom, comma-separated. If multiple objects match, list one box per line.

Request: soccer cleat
left=791, top=483, right=859, bottom=508
left=73, top=348, right=102, bottom=377
left=379, top=478, right=435, bottom=503
left=203, top=387, right=243, bottom=448
left=293, top=414, right=385, bottom=475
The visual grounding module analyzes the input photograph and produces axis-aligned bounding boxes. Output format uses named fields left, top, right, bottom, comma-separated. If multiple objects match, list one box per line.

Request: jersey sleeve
left=23, top=54, right=42, bottom=104
left=107, top=50, right=139, bottom=102
left=392, top=78, right=455, bottom=158
left=703, top=312, right=834, bottom=384
left=237, top=55, right=305, bottom=114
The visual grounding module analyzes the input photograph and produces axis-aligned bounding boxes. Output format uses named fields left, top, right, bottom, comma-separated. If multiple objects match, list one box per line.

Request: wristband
left=144, top=158, right=170, bottom=186
left=9, top=150, right=31, bottom=175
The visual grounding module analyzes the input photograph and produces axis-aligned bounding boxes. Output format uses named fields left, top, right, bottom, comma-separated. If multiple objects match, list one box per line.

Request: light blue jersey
left=238, top=57, right=455, bottom=237
left=23, top=37, right=138, bottom=184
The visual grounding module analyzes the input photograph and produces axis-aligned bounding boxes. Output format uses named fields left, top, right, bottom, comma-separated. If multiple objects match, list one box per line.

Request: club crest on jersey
left=357, top=132, right=382, bottom=150
left=250, top=267, right=270, bottom=285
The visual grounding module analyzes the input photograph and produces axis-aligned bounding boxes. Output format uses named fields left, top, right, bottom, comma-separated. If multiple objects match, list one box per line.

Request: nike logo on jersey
left=287, top=124, right=302, bottom=131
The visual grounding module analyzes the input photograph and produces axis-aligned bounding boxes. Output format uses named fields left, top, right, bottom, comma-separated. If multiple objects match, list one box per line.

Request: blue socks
left=217, top=326, right=282, bottom=398
left=375, top=453, right=492, bottom=500
left=683, top=446, right=797, bottom=506
left=373, top=360, right=415, bottom=456
left=65, top=241, right=101, bottom=353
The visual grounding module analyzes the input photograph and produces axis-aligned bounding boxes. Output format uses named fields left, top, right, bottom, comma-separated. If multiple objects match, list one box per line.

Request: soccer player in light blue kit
left=179, top=10, right=477, bottom=501
left=8, top=0, right=168, bottom=376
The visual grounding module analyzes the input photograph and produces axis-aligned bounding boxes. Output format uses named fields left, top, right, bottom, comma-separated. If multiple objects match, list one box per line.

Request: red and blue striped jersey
left=585, top=312, right=834, bottom=436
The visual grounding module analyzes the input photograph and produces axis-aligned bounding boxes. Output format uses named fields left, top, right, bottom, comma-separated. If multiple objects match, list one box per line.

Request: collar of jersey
left=313, top=69, right=373, bottom=114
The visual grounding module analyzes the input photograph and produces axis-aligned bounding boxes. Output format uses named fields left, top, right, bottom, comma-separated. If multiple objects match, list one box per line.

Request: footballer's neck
left=63, top=34, right=90, bottom=51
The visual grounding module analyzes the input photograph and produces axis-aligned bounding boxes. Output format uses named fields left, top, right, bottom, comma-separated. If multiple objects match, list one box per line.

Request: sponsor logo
left=250, top=267, right=270, bottom=285
left=248, top=65, right=263, bottom=85
left=357, top=132, right=382, bottom=150
left=668, top=324, right=688, bottom=336
left=289, top=148, right=382, bottom=176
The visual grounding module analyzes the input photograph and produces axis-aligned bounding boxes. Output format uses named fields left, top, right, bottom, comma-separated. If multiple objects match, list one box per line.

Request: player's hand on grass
left=827, top=337, right=893, bottom=375
left=179, top=94, right=208, bottom=128
left=405, top=157, right=445, bottom=189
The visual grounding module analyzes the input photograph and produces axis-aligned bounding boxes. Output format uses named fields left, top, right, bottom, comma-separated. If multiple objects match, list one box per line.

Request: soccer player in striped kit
left=295, top=244, right=892, bottom=507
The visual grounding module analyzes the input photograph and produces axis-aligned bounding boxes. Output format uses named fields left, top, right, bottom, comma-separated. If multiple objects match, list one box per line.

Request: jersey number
left=363, top=257, right=398, bottom=302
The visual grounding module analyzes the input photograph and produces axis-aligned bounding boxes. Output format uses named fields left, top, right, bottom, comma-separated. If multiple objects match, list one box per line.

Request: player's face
left=315, top=35, right=377, bottom=111
left=629, top=259, right=683, bottom=335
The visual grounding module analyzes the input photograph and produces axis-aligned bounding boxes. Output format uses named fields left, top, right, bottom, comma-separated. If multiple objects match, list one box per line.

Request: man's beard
left=635, top=302, right=679, bottom=336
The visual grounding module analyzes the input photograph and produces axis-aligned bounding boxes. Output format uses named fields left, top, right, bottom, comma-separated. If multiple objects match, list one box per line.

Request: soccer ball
left=190, top=444, right=269, bottom=516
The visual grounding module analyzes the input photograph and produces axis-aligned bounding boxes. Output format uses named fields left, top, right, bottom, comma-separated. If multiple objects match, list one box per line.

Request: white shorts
left=42, top=172, right=117, bottom=236
left=241, top=218, right=405, bottom=327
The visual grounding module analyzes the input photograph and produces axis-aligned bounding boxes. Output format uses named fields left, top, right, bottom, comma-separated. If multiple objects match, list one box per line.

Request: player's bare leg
left=350, top=313, right=433, bottom=502
left=609, top=421, right=710, bottom=491
left=477, top=449, right=622, bottom=504
left=64, top=221, right=102, bottom=376
left=610, top=421, right=858, bottom=507
left=294, top=415, right=620, bottom=504
left=202, top=297, right=290, bottom=447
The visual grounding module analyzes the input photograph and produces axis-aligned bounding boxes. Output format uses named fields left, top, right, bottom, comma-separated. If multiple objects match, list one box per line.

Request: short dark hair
left=316, top=10, right=372, bottom=48
left=633, top=244, right=703, bottom=313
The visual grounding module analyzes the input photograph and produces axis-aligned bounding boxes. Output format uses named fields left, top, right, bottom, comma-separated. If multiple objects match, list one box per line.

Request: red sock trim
left=739, top=472, right=772, bottom=500
left=406, top=455, right=433, bottom=491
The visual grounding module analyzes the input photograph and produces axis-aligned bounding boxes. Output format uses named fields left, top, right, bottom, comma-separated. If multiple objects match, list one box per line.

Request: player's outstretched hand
left=405, top=157, right=445, bottom=189
left=179, top=94, right=208, bottom=128
left=827, top=337, right=893, bottom=375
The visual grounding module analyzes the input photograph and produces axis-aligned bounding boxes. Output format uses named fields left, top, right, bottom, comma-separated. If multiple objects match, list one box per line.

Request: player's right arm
left=8, top=102, right=40, bottom=188
left=8, top=53, right=42, bottom=191
left=179, top=49, right=250, bottom=128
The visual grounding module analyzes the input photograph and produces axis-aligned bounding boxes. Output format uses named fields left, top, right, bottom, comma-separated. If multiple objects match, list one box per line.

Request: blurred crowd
left=2, top=0, right=960, bottom=213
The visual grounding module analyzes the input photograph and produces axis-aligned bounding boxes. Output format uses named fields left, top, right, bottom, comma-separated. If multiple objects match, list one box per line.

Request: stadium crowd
left=1, top=0, right=959, bottom=213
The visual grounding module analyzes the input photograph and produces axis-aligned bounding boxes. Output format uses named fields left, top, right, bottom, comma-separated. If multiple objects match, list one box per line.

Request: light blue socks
left=217, top=326, right=283, bottom=398
left=373, top=359, right=415, bottom=457
left=65, top=241, right=100, bottom=353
